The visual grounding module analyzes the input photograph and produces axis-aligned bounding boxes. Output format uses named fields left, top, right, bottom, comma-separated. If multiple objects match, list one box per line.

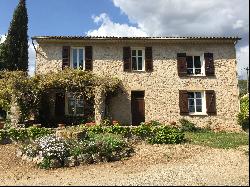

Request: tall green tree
left=3, top=0, right=29, bottom=71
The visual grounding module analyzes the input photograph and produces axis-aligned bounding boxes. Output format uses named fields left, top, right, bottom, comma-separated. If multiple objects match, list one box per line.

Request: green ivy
left=0, top=69, right=120, bottom=123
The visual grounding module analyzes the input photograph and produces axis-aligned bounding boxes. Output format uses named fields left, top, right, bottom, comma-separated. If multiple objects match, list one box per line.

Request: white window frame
left=71, top=47, right=85, bottom=70
left=186, top=54, right=205, bottom=76
left=188, top=91, right=207, bottom=115
left=131, top=47, right=145, bottom=71
left=65, top=92, right=84, bottom=116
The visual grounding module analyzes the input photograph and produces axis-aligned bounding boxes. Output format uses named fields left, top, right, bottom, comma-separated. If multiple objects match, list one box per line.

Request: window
left=71, top=48, right=85, bottom=70
left=131, top=48, right=145, bottom=71
left=186, top=55, right=204, bottom=75
left=65, top=93, right=84, bottom=116
left=188, top=91, right=206, bottom=114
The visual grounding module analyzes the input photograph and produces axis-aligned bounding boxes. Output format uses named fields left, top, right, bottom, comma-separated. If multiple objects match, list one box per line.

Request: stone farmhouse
left=31, top=36, right=241, bottom=131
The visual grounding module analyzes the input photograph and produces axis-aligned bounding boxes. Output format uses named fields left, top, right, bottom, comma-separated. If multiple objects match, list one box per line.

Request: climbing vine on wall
left=0, top=69, right=121, bottom=122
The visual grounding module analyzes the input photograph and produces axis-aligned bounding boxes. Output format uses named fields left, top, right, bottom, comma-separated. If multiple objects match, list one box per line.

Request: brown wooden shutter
left=145, top=47, right=153, bottom=72
left=177, top=53, right=187, bottom=77
left=204, top=53, right=215, bottom=76
left=123, top=47, right=131, bottom=72
left=206, top=90, right=216, bottom=115
left=85, top=46, right=93, bottom=71
left=179, top=90, right=189, bottom=115
left=62, top=46, right=70, bottom=69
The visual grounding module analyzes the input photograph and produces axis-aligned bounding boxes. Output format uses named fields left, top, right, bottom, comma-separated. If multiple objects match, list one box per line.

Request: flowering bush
left=35, top=135, right=70, bottom=161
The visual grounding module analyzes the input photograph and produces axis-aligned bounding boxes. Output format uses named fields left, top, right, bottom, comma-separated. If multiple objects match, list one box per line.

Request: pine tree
left=4, top=0, right=29, bottom=71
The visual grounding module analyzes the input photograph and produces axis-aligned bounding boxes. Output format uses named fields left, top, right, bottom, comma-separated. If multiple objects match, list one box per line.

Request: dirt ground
left=0, top=142, right=249, bottom=186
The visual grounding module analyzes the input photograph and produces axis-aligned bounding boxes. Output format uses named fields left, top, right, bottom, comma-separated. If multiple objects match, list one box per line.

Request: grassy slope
left=184, top=131, right=249, bottom=149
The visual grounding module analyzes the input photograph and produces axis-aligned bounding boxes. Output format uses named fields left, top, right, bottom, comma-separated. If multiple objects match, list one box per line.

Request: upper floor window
left=71, top=48, right=85, bottom=70
left=186, top=55, right=205, bottom=75
left=177, top=52, right=214, bottom=77
left=131, top=48, right=145, bottom=71
left=188, top=91, right=206, bottom=114
left=65, top=93, right=84, bottom=116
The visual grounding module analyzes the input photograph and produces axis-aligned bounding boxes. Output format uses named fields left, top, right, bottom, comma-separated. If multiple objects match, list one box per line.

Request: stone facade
left=35, top=38, right=240, bottom=131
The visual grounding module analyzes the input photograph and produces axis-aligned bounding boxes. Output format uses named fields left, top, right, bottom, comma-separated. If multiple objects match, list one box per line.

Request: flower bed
left=19, top=133, right=134, bottom=169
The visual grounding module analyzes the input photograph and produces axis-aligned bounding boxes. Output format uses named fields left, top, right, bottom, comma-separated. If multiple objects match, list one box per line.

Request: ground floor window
left=188, top=91, right=206, bottom=114
left=65, top=93, right=84, bottom=116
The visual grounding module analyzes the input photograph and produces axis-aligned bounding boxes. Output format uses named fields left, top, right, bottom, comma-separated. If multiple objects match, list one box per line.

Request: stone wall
left=36, top=40, right=240, bottom=131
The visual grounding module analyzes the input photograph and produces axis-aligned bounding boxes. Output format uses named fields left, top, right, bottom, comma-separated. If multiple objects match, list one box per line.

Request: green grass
left=184, top=131, right=249, bottom=149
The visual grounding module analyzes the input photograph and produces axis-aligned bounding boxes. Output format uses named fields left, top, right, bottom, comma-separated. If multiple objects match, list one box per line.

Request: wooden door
left=131, top=91, right=145, bottom=125
left=55, top=92, right=65, bottom=117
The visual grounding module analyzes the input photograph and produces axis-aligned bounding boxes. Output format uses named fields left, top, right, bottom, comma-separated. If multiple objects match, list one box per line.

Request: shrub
left=148, top=126, right=185, bottom=144
left=0, top=130, right=10, bottom=144
left=131, top=123, right=152, bottom=138
left=179, top=119, right=202, bottom=132
left=0, top=127, right=53, bottom=143
left=27, top=127, right=53, bottom=140
left=146, top=120, right=163, bottom=126
left=87, top=125, right=104, bottom=134
left=105, top=125, right=131, bottom=137
left=34, top=135, right=70, bottom=162
left=238, top=95, right=249, bottom=129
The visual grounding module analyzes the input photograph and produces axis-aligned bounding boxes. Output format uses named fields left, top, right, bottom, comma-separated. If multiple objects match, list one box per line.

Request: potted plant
left=0, top=121, right=4, bottom=129
left=58, top=123, right=66, bottom=128
left=112, top=120, right=119, bottom=125
left=33, top=124, right=42, bottom=128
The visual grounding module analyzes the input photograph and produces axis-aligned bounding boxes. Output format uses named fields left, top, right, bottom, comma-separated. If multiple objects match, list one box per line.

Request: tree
left=238, top=80, right=248, bottom=98
left=3, top=0, right=29, bottom=71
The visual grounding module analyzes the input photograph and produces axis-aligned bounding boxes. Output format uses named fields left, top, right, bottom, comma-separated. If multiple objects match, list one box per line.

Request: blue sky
left=0, top=0, right=249, bottom=78
left=0, top=0, right=131, bottom=36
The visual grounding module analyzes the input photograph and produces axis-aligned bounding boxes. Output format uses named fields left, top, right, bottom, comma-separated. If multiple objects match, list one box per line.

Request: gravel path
left=0, top=143, right=248, bottom=186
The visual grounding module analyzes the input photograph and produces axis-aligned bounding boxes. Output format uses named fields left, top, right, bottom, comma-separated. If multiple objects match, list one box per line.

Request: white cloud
left=236, top=45, right=249, bottom=79
left=86, top=13, right=147, bottom=37
left=233, top=20, right=245, bottom=30
left=112, top=0, right=249, bottom=39
left=28, top=41, right=36, bottom=76
left=0, top=34, right=6, bottom=43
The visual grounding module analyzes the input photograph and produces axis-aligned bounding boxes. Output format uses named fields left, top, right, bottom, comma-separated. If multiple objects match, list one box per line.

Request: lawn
left=185, top=131, right=249, bottom=149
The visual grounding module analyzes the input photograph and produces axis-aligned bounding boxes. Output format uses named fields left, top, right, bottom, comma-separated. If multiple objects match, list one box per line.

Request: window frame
left=65, top=92, right=84, bottom=116
left=131, top=47, right=145, bottom=72
left=188, top=91, right=207, bottom=115
left=186, top=53, right=205, bottom=76
left=71, top=47, right=85, bottom=70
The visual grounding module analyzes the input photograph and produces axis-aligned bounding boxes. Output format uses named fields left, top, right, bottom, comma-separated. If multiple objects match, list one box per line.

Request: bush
left=87, top=125, right=104, bottom=134
left=105, top=125, right=131, bottom=137
left=0, top=127, right=53, bottom=143
left=148, top=126, right=185, bottom=144
left=20, top=132, right=134, bottom=169
left=131, top=123, right=152, bottom=138
left=179, top=119, right=202, bottom=132
left=238, top=95, right=249, bottom=129
left=34, top=135, right=70, bottom=162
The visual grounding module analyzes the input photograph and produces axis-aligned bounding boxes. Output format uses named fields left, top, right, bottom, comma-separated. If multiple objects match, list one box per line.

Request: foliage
left=0, top=127, right=53, bottom=143
left=2, top=0, right=28, bottom=71
left=131, top=123, right=152, bottom=138
left=238, top=80, right=248, bottom=98
left=179, top=118, right=202, bottom=132
left=105, top=125, right=131, bottom=137
left=21, top=132, right=133, bottom=169
left=34, top=135, right=70, bottom=162
left=185, top=131, right=249, bottom=149
left=87, top=124, right=104, bottom=134
left=38, top=157, right=51, bottom=169
left=148, top=126, right=185, bottom=144
left=237, top=94, right=249, bottom=129
left=0, top=69, right=120, bottom=123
